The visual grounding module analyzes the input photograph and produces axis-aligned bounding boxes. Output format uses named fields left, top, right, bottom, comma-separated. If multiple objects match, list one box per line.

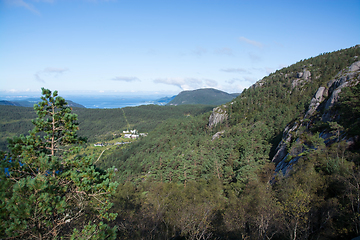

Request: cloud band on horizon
left=153, top=77, right=217, bottom=90
left=111, top=76, right=140, bottom=82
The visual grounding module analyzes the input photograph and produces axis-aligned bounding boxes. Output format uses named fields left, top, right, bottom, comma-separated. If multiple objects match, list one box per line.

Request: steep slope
left=272, top=60, right=360, bottom=173
left=167, top=88, right=239, bottom=106
left=104, top=46, right=360, bottom=239
left=116, top=45, right=360, bottom=182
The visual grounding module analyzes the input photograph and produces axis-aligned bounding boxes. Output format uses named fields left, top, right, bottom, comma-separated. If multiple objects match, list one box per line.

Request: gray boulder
left=212, top=130, right=225, bottom=141
left=209, top=105, right=228, bottom=128
left=303, top=69, right=311, bottom=80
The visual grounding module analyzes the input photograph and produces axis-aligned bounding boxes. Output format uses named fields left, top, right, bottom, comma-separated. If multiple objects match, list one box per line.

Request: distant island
left=0, top=99, right=86, bottom=108
left=167, top=88, right=240, bottom=106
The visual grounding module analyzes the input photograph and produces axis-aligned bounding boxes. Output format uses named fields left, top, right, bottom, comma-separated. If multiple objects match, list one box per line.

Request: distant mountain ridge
left=167, top=88, right=240, bottom=106
left=151, top=95, right=176, bottom=105
left=0, top=99, right=85, bottom=108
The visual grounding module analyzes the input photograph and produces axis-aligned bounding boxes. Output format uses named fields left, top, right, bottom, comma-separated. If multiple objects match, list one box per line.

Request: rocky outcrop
left=324, top=61, right=360, bottom=111
left=292, top=69, right=312, bottom=89
left=304, top=86, right=325, bottom=118
left=297, top=69, right=311, bottom=80
left=209, top=105, right=227, bottom=128
left=250, top=79, right=266, bottom=89
left=272, top=121, right=301, bottom=165
left=212, top=130, right=225, bottom=141
left=272, top=61, right=360, bottom=174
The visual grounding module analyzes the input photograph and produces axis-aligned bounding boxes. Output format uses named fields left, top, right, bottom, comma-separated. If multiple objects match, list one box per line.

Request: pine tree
left=0, top=88, right=118, bottom=239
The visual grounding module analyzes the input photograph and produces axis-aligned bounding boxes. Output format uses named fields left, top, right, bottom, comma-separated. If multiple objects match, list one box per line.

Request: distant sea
left=0, top=93, right=175, bottom=109
left=65, top=95, right=167, bottom=109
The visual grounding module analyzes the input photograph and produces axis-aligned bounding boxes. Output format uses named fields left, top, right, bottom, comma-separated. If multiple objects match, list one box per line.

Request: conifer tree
left=0, top=88, right=118, bottom=239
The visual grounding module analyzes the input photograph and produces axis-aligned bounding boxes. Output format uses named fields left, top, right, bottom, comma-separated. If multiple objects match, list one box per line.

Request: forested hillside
left=0, top=106, right=36, bottom=150
left=0, top=104, right=213, bottom=150
left=168, top=88, right=239, bottom=105
left=97, top=45, right=360, bottom=239
left=1, top=46, right=360, bottom=240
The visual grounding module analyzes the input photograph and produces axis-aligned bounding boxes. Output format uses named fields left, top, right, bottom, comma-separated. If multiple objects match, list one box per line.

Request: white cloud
left=221, top=67, right=248, bottom=73
left=111, top=76, right=140, bottom=82
left=34, top=73, right=45, bottom=83
left=5, top=0, right=40, bottom=15
left=154, top=78, right=186, bottom=89
left=192, top=47, right=207, bottom=56
left=273, top=41, right=284, bottom=48
left=215, top=47, right=233, bottom=56
left=154, top=77, right=217, bottom=90
left=248, top=52, right=261, bottom=62
left=219, top=83, right=245, bottom=93
left=34, top=67, right=69, bottom=83
left=265, top=67, right=275, bottom=74
left=221, top=76, right=259, bottom=93
left=226, top=77, right=256, bottom=84
left=239, top=36, right=263, bottom=48
left=243, top=76, right=258, bottom=83
left=5, top=0, right=54, bottom=15
left=6, top=0, right=115, bottom=15
left=154, top=78, right=200, bottom=90
left=226, top=78, right=241, bottom=84
left=278, top=64, right=287, bottom=69
left=205, top=79, right=218, bottom=88
left=44, top=67, right=69, bottom=75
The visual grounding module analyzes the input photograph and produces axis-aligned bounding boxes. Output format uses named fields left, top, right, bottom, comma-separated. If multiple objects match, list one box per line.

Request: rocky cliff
left=272, top=60, right=360, bottom=174
left=208, top=105, right=228, bottom=128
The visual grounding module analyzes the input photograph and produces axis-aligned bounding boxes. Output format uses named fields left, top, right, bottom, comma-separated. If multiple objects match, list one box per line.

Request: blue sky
left=1, top=0, right=359, bottom=98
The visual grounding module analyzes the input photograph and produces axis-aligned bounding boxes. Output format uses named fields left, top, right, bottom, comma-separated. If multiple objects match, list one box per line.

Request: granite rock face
left=292, top=69, right=312, bottom=88
left=324, top=61, right=360, bottom=111
left=297, top=69, right=311, bottom=80
left=209, top=105, right=228, bottom=128
left=304, top=86, right=325, bottom=118
left=272, top=61, right=360, bottom=174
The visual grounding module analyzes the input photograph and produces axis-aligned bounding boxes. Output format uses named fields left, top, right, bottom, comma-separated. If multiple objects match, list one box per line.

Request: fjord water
left=66, top=95, right=165, bottom=109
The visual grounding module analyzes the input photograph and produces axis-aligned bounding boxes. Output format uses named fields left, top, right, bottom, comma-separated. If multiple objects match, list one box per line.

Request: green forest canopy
left=1, top=45, right=360, bottom=239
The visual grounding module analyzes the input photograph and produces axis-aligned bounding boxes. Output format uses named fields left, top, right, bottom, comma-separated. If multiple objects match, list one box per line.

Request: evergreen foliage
left=101, top=45, right=360, bottom=239
left=0, top=104, right=213, bottom=151
left=0, top=106, right=36, bottom=150
left=0, top=88, right=118, bottom=239
left=1, top=46, right=360, bottom=239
